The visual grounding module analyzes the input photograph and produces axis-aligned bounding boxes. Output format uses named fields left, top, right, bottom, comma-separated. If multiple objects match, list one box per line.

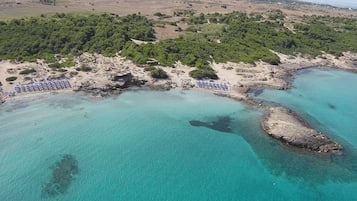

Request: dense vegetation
left=0, top=13, right=155, bottom=62
left=294, top=15, right=357, bottom=56
left=123, top=11, right=357, bottom=65
left=122, top=11, right=357, bottom=78
left=0, top=11, right=356, bottom=79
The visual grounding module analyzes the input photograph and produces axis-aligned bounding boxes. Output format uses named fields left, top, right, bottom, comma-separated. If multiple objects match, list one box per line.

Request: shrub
left=61, top=60, right=76, bottom=67
left=48, top=62, right=62, bottom=69
left=189, top=68, right=218, bottom=80
left=144, top=66, right=156, bottom=71
left=151, top=68, right=168, bottom=79
left=154, top=12, right=165, bottom=17
left=261, top=55, right=280, bottom=65
left=76, top=64, right=92, bottom=72
left=6, top=76, right=17, bottom=81
left=169, top=22, right=177, bottom=26
left=42, top=54, right=57, bottom=63
left=268, top=10, right=285, bottom=21
left=19, top=68, right=36, bottom=75
left=57, top=68, right=68, bottom=72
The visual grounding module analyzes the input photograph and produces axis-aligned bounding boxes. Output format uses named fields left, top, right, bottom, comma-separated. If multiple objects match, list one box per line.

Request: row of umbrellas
left=15, top=79, right=71, bottom=93
left=196, top=80, right=229, bottom=91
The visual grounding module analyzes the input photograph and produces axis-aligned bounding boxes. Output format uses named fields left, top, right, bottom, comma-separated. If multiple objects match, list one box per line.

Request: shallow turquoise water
left=254, top=68, right=357, bottom=145
left=1, top=68, right=357, bottom=201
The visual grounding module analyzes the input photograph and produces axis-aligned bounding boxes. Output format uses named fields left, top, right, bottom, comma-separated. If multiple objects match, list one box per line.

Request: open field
left=1, top=0, right=356, bottom=40
left=1, top=0, right=356, bottom=19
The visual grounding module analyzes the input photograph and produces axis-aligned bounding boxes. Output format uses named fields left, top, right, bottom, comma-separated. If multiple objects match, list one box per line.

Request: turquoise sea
left=1, top=68, right=357, bottom=201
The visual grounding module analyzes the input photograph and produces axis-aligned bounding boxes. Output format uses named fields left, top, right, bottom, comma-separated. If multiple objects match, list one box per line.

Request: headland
left=261, top=106, right=343, bottom=153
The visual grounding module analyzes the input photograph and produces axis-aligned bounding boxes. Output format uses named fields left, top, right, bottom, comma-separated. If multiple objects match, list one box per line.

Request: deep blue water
left=1, top=68, right=357, bottom=201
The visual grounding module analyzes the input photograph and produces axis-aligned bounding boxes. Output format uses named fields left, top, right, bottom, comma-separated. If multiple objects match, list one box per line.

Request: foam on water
left=1, top=77, right=357, bottom=201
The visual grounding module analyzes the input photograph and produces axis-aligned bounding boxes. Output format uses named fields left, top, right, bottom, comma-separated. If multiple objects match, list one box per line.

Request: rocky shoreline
left=1, top=51, right=356, bottom=154
left=261, top=106, right=343, bottom=153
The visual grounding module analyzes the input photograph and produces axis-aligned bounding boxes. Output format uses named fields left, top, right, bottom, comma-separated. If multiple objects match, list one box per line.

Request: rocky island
left=261, top=106, right=343, bottom=153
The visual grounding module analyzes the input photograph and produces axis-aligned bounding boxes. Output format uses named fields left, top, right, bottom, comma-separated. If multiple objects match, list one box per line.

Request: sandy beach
left=2, top=50, right=356, bottom=153
left=1, top=51, right=356, bottom=102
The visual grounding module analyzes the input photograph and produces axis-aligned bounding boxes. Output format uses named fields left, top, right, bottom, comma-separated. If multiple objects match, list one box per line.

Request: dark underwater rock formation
left=261, top=106, right=343, bottom=153
left=328, top=103, right=336, bottom=110
left=42, top=154, right=79, bottom=198
left=190, top=116, right=233, bottom=133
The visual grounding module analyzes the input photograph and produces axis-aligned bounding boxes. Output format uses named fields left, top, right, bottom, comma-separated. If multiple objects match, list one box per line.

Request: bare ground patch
left=1, top=0, right=356, bottom=19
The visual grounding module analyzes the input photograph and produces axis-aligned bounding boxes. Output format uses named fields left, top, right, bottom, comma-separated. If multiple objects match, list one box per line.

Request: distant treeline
left=0, top=11, right=356, bottom=79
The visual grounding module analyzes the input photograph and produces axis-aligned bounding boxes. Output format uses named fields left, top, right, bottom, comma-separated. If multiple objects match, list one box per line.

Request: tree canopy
left=0, top=13, right=155, bottom=61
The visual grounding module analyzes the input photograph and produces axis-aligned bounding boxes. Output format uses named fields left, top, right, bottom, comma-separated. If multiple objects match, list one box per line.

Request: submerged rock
left=189, top=116, right=233, bottom=133
left=328, top=103, right=336, bottom=110
left=261, top=106, right=343, bottom=153
left=42, top=154, right=79, bottom=198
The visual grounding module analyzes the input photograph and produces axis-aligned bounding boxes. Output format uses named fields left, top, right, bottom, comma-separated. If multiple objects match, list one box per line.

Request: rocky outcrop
left=111, top=72, right=133, bottom=83
left=0, top=94, right=5, bottom=104
left=74, top=76, right=147, bottom=97
left=261, top=106, right=343, bottom=153
left=0, top=84, right=5, bottom=104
